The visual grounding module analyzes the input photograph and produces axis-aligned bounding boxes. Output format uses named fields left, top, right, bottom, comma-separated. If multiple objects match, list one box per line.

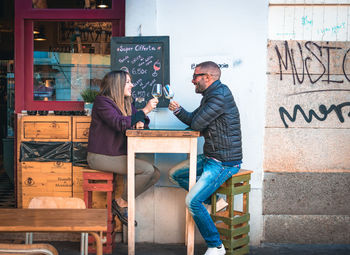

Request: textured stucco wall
left=265, top=2, right=350, bottom=244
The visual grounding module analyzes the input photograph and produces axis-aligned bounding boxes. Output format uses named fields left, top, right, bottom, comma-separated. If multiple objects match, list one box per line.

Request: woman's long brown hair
left=99, top=70, right=132, bottom=116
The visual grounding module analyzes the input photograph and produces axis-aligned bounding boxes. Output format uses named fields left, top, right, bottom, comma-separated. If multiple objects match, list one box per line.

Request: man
left=168, top=61, right=242, bottom=255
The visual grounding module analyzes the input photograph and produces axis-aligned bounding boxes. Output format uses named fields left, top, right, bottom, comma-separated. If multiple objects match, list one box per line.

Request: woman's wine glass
left=151, top=83, right=162, bottom=111
left=163, top=84, right=174, bottom=100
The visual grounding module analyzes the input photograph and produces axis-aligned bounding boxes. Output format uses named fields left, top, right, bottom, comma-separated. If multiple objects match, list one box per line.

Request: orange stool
left=83, top=169, right=116, bottom=254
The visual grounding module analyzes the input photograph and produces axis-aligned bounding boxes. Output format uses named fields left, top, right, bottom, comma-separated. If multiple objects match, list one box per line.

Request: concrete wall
left=125, top=0, right=268, bottom=245
left=265, top=1, right=350, bottom=244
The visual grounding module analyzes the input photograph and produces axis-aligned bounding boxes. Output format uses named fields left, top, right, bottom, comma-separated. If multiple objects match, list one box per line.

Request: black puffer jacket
left=176, top=80, right=242, bottom=162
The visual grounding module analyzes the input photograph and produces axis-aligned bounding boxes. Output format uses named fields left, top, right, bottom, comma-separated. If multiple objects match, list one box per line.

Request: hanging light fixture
left=34, top=33, right=46, bottom=41
left=34, top=27, right=47, bottom=41
left=97, top=0, right=108, bottom=8
left=33, top=26, right=40, bottom=34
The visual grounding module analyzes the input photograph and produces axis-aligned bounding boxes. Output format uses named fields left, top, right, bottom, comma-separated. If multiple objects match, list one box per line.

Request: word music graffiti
left=274, top=40, right=350, bottom=84
left=274, top=41, right=350, bottom=128
left=279, top=102, right=350, bottom=128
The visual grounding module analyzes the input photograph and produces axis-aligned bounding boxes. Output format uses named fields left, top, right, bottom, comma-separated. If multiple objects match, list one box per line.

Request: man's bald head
left=196, top=61, right=221, bottom=80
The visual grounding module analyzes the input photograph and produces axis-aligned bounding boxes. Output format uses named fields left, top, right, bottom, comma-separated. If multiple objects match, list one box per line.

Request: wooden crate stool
left=83, top=168, right=116, bottom=254
left=210, top=169, right=253, bottom=255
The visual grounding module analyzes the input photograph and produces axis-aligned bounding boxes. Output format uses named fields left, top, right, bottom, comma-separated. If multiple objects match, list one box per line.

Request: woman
left=87, top=70, right=160, bottom=226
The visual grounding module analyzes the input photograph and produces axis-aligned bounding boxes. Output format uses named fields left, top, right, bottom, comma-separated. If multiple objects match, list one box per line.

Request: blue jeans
left=169, top=154, right=240, bottom=247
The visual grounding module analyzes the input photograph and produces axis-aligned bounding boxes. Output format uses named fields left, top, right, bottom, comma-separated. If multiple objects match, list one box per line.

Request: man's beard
left=195, top=83, right=205, bottom=94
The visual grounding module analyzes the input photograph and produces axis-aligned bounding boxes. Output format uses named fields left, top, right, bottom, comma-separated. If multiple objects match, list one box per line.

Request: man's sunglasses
left=192, top=73, right=208, bottom=79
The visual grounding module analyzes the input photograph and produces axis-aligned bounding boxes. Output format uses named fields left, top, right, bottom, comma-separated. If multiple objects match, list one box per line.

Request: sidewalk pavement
left=49, top=241, right=350, bottom=255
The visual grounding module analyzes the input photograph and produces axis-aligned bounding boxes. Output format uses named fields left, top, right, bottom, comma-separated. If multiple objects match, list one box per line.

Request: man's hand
left=135, top=121, right=144, bottom=129
left=142, top=98, right=159, bottom=114
left=168, top=101, right=180, bottom=112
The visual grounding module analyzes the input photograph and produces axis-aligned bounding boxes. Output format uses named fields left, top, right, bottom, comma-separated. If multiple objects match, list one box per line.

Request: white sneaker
left=216, top=198, right=228, bottom=212
left=204, top=244, right=226, bottom=255
left=206, top=198, right=229, bottom=213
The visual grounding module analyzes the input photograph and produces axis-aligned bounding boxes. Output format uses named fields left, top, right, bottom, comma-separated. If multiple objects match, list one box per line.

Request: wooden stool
left=83, top=168, right=116, bottom=254
left=210, top=169, right=253, bottom=255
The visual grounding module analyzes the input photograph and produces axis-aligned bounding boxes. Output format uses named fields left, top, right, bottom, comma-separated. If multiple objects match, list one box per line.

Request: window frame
left=14, top=0, right=125, bottom=112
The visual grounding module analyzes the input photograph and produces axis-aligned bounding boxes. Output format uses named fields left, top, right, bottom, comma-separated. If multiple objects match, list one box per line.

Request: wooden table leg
left=185, top=209, right=188, bottom=246
left=127, top=146, right=136, bottom=255
left=186, top=137, right=197, bottom=255
left=88, top=232, right=102, bottom=255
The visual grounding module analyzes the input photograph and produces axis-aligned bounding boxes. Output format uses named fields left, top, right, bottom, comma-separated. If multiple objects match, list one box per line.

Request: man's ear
left=205, top=74, right=213, bottom=83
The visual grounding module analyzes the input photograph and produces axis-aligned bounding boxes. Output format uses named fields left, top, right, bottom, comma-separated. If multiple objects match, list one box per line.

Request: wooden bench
left=0, top=209, right=107, bottom=255
left=26, top=197, right=87, bottom=255
left=0, top=243, right=59, bottom=255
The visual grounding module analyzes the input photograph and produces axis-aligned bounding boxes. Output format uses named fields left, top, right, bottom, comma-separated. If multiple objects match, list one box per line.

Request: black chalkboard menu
left=111, top=36, right=170, bottom=109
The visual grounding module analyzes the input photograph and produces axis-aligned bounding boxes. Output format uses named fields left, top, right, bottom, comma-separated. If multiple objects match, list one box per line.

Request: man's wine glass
left=151, top=83, right=162, bottom=111
left=163, top=84, right=174, bottom=100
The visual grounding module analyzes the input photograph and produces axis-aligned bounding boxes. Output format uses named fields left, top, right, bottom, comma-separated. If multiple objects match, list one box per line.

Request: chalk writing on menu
left=111, top=37, right=170, bottom=109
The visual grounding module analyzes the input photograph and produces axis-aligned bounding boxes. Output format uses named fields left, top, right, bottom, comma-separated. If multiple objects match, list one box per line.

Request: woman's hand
left=135, top=121, right=144, bottom=129
left=168, top=101, right=180, bottom=112
left=142, top=98, right=158, bottom=114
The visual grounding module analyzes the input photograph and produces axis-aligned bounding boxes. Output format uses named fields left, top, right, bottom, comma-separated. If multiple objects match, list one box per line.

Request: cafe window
left=15, top=0, right=125, bottom=111
left=33, top=21, right=111, bottom=102
left=32, top=0, right=112, bottom=9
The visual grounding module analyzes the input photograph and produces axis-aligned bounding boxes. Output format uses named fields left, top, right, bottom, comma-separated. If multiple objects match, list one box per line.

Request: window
left=15, top=0, right=125, bottom=111
left=32, top=0, right=112, bottom=9
left=33, top=21, right=111, bottom=102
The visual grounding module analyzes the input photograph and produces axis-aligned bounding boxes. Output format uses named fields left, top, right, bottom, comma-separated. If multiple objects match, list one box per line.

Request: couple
left=87, top=61, right=242, bottom=255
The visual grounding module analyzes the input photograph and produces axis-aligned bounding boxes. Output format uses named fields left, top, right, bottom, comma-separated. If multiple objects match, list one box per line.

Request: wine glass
left=163, top=84, right=174, bottom=101
left=151, top=83, right=162, bottom=111
left=152, top=83, right=162, bottom=99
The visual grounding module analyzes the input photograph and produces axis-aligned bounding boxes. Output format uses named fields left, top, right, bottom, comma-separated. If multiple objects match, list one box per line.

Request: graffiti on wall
left=269, top=5, right=349, bottom=40
left=301, top=16, right=346, bottom=36
left=268, top=40, right=350, bottom=128
left=279, top=103, right=350, bottom=128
